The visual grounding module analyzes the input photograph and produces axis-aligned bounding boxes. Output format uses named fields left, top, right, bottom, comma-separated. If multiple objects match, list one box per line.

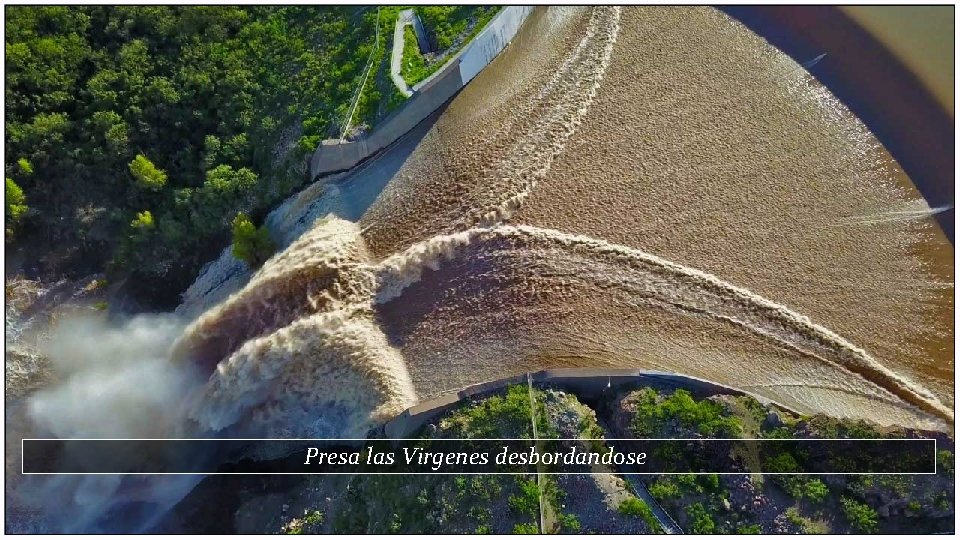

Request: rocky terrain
left=156, top=382, right=953, bottom=534
left=609, top=386, right=954, bottom=534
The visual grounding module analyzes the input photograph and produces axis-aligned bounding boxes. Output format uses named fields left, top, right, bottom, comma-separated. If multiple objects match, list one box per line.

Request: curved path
left=390, top=9, right=415, bottom=97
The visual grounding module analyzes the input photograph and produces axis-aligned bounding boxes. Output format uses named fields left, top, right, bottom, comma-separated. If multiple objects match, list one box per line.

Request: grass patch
left=400, top=25, right=430, bottom=85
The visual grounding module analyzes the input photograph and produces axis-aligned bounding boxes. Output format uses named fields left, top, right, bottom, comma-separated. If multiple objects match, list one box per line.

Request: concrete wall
left=383, top=368, right=803, bottom=439
left=459, top=6, right=534, bottom=84
left=309, top=6, right=533, bottom=181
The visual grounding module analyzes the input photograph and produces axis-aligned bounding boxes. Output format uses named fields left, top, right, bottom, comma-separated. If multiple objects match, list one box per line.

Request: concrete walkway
left=390, top=9, right=415, bottom=97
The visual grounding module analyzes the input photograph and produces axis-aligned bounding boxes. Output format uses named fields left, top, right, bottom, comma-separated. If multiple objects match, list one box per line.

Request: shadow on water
left=309, top=101, right=450, bottom=224
left=721, top=6, right=955, bottom=242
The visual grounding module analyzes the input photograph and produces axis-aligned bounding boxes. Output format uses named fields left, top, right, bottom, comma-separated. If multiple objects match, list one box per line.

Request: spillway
left=175, top=6, right=953, bottom=436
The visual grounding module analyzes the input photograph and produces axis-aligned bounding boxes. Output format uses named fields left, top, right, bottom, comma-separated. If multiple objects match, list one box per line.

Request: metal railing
left=338, top=7, right=381, bottom=142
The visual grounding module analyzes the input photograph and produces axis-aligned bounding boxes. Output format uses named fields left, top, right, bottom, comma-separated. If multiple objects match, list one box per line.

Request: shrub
left=841, top=497, right=878, bottom=533
left=737, top=524, right=762, bottom=534
left=649, top=480, right=680, bottom=500
left=508, top=478, right=540, bottom=518
left=803, top=479, right=829, bottom=503
left=699, top=473, right=721, bottom=493
left=686, top=503, right=715, bottom=534
left=785, top=507, right=805, bottom=528
left=231, top=212, right=275, bottom=268
left=128, top=154, right=167, bottom=191
left=513, top=522, right=539, bottom=534
left=618, top=497, right=650, bottom=518
left=938, top=450, right=954, bottom=476
left=558, top=513, right=580, bottom=532
left=445, top=385, right=538, bottom=438
left=618, top=497, right=660, bottom=532
left=632, top=389, right=741, bottom=437
left=776, top=475, right=805, bottom=499
left=675, top=474, right=700, bottom=493
left=935, top=492, right=951, bottom=511
left=284, top=510, right=323, bottom=535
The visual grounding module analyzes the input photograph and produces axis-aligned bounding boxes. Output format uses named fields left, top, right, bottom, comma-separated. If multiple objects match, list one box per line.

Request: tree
left=17, top=158, right=33, bottom=175
left=5, top=178, right=28, bottom=239
left=231, top=212, right=274, bottom=267
left=4, top=6, right=382, bottom=306
left=130, top=209, right=155, bottom=230
left=128, top=154, right=167, bottom=191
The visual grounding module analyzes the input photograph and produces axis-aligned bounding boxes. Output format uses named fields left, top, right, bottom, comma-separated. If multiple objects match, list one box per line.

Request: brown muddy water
left=357, top=6, right=954, bottom=428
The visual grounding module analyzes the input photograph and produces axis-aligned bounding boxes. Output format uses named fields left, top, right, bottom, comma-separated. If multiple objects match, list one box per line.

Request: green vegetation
left=765, top=452, right=799, bottom=474
left=231, top=212, right=275, bottom=268
left=128, top=154, right=167, bottom=191
left=938, top=449, right=954, bottom=476
left=350, top=7, right=408, bottom=132
left=400, top=25, right=430, bottom=85
left=785, top=506, right=806, bottom=530
left=802, top=479, right=829, bottom=503
left=631, top=388, right=741, bottom=437
left=617, top=496, right=649, bottom=517
left=332, top=386, right=553, bottom=534
left=6, top=6, right=382, bottom=304
left=418, top=6, right=499, bottom=51
left=399, top=6, right=501, bottom=87
left=508, top=477, right=540, bottom=518
left=130, top=211, right=155, bottom=231
left=512, top=522, right=539, bottom=534
left=648, top=479, right=681, bottom=500
left=285, top=510, right=324, bottom=535
left=5, top=178, right=28, bottom=239
left=442, top=384, right=550, bottom=438
left=840, top=496, right=879, bottom=533
left=254, top=385, right=955, bottom=535
left=557, top=512, right=581, bottom=532
left=685, top=502, right=716, bottom=534
left=16, top=158, right=34, bottom=176
left=618, top=497, right=660, bottom=532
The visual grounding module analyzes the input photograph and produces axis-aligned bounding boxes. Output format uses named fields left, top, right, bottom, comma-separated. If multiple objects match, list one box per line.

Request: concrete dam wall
left=309, top=6, right=535, bottom=180
left=383, top=368, right=803, bottom=439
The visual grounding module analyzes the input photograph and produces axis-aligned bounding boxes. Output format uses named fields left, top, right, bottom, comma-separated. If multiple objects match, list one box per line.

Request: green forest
left=5, top=6, right=502, bottom=308
left=5, top=6, right=381, bottom=305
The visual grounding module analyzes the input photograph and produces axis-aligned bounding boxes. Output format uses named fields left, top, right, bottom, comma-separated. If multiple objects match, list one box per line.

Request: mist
left=10, top=313, right=207, bottom=532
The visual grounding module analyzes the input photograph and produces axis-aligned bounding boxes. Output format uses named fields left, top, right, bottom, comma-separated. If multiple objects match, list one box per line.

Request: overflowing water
left=5, top=5, right=954, bottom=532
